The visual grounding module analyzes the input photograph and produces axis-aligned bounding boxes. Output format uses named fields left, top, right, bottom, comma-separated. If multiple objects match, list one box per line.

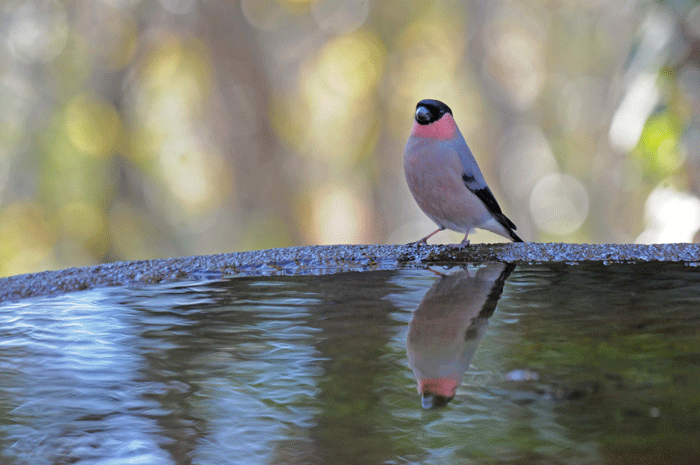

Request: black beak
left=421, top=392, right=454, bottom=409
left=415, top=106, right=432, bottom=123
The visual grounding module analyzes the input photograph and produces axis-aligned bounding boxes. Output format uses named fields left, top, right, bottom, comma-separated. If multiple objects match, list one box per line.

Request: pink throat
left=410, top=114, right=457, bottom=140
left=418, top=378, right=459, bottom=397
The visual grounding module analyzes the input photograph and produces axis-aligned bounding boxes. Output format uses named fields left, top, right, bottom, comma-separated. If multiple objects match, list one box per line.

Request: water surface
left=1, top=262, right=699, bottom=464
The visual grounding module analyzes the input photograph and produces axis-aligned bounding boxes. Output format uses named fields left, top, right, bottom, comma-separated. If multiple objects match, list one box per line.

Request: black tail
left=494, top=212, right=523, bottom=243
left=509, top=229, right=524, bottom=242
left=468, top=185, right=524, bottom=243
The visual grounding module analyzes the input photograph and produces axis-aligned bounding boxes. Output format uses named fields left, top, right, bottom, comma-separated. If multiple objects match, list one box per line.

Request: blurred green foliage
left=1, top=0, right=700, bottom=276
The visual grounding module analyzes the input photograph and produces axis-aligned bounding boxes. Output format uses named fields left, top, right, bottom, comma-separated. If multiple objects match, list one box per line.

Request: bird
left=403, top=99, right=523, bottom=247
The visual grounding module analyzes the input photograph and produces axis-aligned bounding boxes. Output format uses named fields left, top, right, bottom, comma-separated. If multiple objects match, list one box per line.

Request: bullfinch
left=404, top=99, right=523, bottom=246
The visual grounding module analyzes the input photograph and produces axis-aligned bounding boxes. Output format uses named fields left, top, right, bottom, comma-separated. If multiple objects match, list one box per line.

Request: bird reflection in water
left=407, top=262, right=515, bottom=409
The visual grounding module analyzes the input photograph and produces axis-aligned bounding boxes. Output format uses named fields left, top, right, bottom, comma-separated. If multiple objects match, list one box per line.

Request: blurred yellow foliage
left=0, top=0, right=699, bottom=276
left=58, top=201, right=109, bottom=256
left=65, top=94, right=122, bottom=157
left=298, top=30, right=385, bottom=167
left=138, top=38, right=212, bottom=129
left=0, top=202, right=57, bottom=276
left=637, top=112, right=684, bottom=176
left=281, top=0, right=319, bottom=5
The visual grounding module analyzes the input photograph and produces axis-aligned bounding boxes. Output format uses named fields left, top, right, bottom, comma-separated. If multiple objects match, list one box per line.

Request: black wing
left=463, top=177, right=523, bottom=242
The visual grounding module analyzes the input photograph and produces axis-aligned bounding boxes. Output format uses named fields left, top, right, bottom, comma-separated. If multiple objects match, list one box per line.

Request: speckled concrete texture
left=1, top=242, right=699, bottom=303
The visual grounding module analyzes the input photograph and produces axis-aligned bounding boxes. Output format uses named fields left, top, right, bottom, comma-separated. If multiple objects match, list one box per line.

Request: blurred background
left=1, top=0, right=700, bottom=277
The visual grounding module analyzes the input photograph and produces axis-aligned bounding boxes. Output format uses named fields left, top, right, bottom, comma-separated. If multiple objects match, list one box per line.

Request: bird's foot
left=450, top=239, right=470, bottom=250
left=408, top=238, right=428, bottom=247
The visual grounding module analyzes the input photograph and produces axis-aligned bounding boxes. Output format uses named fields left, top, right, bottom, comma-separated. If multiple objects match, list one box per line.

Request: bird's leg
left=452, top=232, right=471, bottom=249
left=426, top=267, right=447, bottom=277
left=408, top=227, right=445, bottom=246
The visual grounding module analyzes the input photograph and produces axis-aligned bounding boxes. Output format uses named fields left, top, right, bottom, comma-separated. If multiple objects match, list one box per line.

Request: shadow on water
left=1, top=262, right=700, bottom=463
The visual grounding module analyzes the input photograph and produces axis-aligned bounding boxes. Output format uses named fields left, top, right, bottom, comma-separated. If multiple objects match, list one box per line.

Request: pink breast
left=410, top=114, right=457, bottom=140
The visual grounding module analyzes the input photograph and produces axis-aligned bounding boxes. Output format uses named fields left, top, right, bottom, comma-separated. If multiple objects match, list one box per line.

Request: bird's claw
left=451, top=239, right=470, bottom=250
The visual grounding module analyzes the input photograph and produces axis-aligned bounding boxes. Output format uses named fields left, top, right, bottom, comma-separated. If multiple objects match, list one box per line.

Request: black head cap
left=415, top=99, right=453, bottom=125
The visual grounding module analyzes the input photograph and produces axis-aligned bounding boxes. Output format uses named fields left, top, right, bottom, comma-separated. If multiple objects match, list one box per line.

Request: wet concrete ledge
left=1, top=242, right=699, bottom=304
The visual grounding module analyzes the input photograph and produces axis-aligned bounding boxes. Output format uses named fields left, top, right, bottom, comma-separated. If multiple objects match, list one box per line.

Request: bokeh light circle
left=529, top=173, right=589, bottom=235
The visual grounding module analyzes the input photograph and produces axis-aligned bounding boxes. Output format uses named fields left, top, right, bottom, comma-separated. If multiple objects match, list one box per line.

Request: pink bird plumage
left=404, top=99, right=523, bottom=246
left=407, top=263, right=515, bottom=408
